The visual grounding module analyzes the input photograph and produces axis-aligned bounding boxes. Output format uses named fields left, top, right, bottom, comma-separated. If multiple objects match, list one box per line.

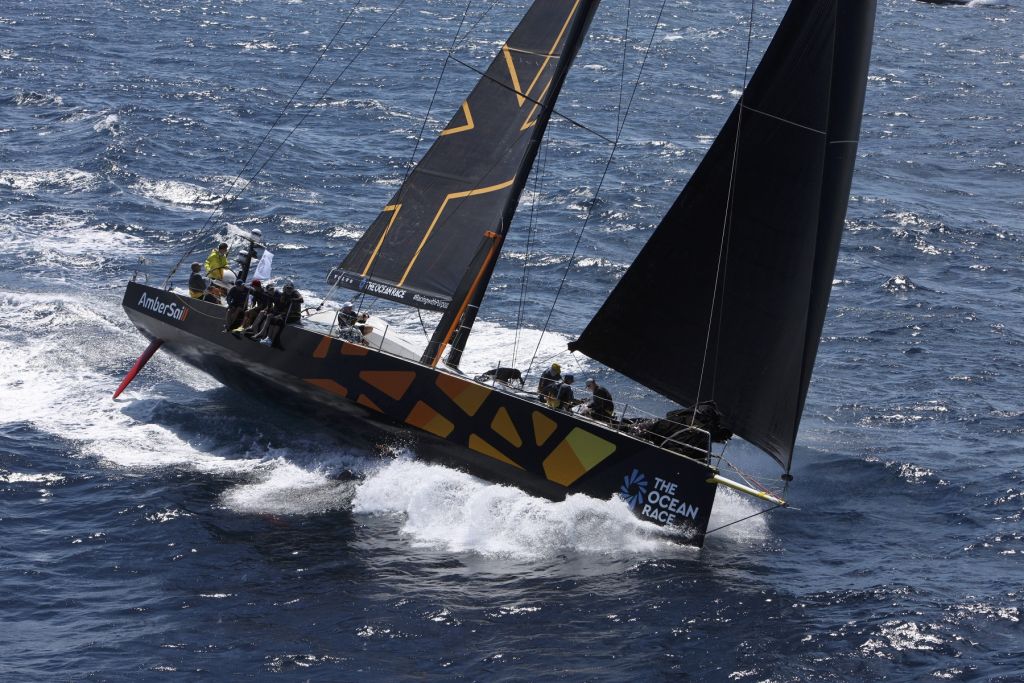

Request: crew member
left=225, top=279, right=249, bottom=331
left=188, top=262, right=206, bottom=299
left=537, top=362, right=561, bottom=402
left=240, top=279, right=268, bottom=329
left=583, top=378, right=614, bottom=422
left=549, top=374, right=578, bottom=411
left=246, top=284, right=278, bottom=338
left=337, top=301, right=372, bottom=344
left=339, top=301, right=368, bottom=326
left=263, top=282, right=303, bottom=350
left=205, top=242, right=230, bottom=280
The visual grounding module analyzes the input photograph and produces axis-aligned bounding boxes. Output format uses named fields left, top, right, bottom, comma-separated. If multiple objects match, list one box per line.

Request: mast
left=570, top=0, right=876, bottom=470
left=421, top=231, right=504, bottom=366
left=438, top=232, right=503, bottom=368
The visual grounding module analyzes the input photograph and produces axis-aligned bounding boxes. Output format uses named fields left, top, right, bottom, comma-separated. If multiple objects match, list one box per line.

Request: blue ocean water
left=2, top=0, right=1022, bottom=680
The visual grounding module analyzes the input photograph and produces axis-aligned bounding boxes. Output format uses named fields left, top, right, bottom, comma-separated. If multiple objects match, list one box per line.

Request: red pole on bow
left=113, top=338, right=164, bottom=399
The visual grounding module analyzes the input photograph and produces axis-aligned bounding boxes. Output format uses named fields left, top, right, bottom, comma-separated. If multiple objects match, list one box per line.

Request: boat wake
left=0, top=291, right=250, bottom=467
left=350, top=457, right=772, bottom=558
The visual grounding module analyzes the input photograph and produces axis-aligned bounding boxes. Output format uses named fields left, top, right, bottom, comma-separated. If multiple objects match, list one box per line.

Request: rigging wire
left=163, top=1, right=365, bottom=288
left=616, top=0, right=634, bottom=135
left=446, top=55, right=616, bottom=146
left=452, top=0, right=503, bottom=54
left=526, top=0, right=670, bottom=375
left=511, top=138, right=548, bottom=372
left=165, top=0, right=409, bottom=288
left=518, top=0, right=631, bottom=385
left=702, top=503, right=784, bottom=537
left=400, top=0, right=477, bottom=189
left=345, top=0, right=477, bottom=317
left=718, top=455, right=788, bottom=497
left=689, top=0, right=759, bottom=427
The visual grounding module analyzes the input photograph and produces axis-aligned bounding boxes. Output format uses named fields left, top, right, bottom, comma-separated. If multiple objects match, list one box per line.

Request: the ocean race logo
left=137, top=291, right=189, bottom=322
left=620, top=469, right=648, bottom=510
left=620, top=468, right=699, bottom=525
left=325, top=268, right=449, bottom=310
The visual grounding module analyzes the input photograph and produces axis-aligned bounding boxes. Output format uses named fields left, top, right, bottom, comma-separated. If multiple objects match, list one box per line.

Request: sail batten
left=570, top=0, right=876, bottom=470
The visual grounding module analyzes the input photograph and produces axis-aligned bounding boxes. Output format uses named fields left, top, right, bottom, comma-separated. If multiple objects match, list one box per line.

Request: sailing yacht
left=121, top=0, right=876, bottom=546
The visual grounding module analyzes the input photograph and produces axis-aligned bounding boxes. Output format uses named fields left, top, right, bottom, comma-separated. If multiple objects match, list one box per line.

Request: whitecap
left=0, top=168, right=99, bottom=194
left=133, top=177, right=230, bottom=209
left=92, top=113, right=120, bottom=134
left=882, top=274, right=918, bottom=292
left=219, top=457, right=357, bottom=515
left=0, top=212, right=146, bottom=263
left=859, top=620, right=945, bottom=656
left=0, top=471, right=67, bottom=485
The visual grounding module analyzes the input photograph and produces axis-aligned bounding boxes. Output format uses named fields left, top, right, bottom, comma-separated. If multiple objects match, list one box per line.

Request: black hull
left=122, top=282, right=719, bottom=545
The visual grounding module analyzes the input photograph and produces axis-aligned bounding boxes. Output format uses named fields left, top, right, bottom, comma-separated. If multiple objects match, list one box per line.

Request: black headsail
left=328, top=0, right=601, bottom=331
left=570, top=0, right=876, bottom=471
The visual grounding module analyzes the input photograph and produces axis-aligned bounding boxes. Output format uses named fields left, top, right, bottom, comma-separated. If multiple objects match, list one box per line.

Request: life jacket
left=205, top=249, right=229, bottom=279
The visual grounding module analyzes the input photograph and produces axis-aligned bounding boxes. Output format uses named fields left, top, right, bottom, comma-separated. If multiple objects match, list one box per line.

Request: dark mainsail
left=328, top=0, right=600, bottom=314
left=570, top=0, right=876, bottom=470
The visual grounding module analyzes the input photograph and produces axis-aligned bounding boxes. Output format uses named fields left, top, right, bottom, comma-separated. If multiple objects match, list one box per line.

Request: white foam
left=133, top=177, right=229, bottom=209
left=450, top=320, right=584, bottom=378
left=93, top=113, right=120, bottom=134
left=704, top=487, right=772, bottom=545
left=219, top=458, right=356, bottom=515
left=0, top=212, right=147, bottom=262
left=0, top=288, right=387, bottom=518
left=0, top=168, right=99, bottom=194
left=352, top=457, right=770, bottom=557
left=351, top=458, right=678, bottom=557
left=0, top=471, right=66, bottom=485
left=0, top=290, right=238, bottom=474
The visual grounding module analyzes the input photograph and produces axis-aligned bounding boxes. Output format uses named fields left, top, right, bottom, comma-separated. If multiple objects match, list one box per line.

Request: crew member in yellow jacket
left=205, top=242, right=230, bottom=280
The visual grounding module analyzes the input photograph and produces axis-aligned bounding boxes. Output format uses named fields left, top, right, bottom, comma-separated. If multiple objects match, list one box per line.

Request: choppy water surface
left=2, top=0, right=1022, bottom=680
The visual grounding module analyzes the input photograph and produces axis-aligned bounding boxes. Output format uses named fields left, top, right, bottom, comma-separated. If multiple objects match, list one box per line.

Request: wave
left=132, top=177, right=231, bottom=209
left=12, top=90, right=64, bottom=108
left=0, top=168, right=100, bottom=194
left=0, top=213, right=148, bottom=278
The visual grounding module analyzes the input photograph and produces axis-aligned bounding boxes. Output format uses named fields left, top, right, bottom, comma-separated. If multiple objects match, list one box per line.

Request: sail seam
left=521, top=0, right=581, bottom=100
left=501, top=0, right=581, bottom=106
left=506, top=47, right=564, bottom=58
left=741, top=103, right=826, bottom=135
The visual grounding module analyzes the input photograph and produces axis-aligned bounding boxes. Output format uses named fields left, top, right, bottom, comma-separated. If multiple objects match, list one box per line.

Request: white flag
left=251, top=249, right=273, bottom=282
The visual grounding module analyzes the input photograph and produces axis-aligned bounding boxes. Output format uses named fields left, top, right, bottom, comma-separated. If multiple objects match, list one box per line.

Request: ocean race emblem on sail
left=137, top=291, right=189, bottom=322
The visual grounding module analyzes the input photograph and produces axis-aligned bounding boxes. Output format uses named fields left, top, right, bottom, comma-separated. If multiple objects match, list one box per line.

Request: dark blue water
left=2, top=0, right=1023, bottom=680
